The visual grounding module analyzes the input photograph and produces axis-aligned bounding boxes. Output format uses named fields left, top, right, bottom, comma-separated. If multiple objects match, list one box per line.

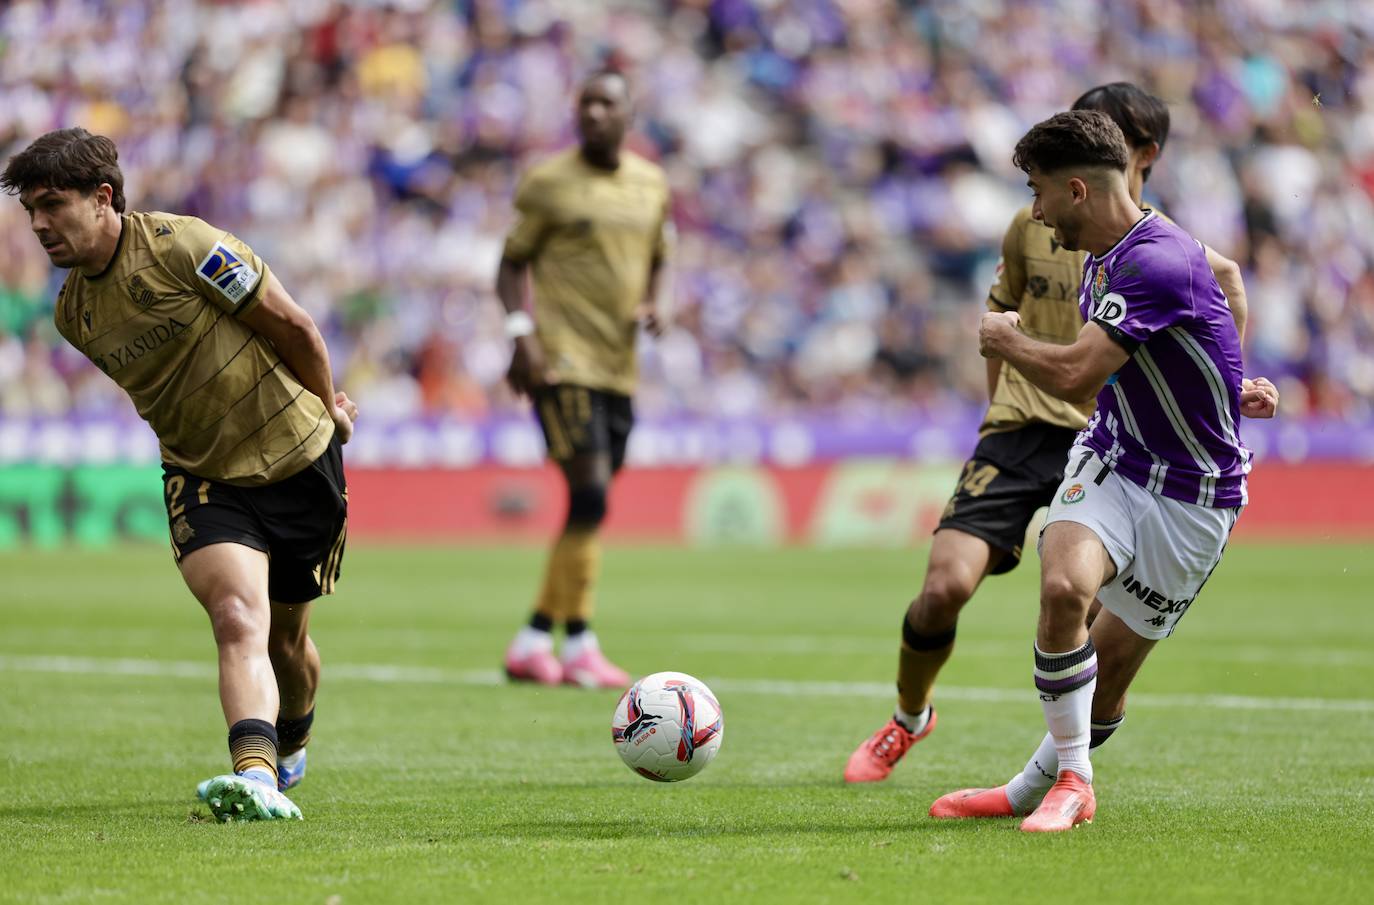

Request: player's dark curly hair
left=0, top=127, right=126, bottom=213
left=1013, top=110, right=1131, bottom=176
left=1072, top=82, right=1170, bottom=183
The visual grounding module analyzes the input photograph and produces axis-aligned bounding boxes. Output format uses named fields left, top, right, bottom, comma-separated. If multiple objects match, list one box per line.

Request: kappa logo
left=195, top=242, right=259, bottom=307
left=154, top=224, right=173, bottom=237
left=81, top=308, right=92, bottom=331
left=1061, top=483, right=1086, bottom=504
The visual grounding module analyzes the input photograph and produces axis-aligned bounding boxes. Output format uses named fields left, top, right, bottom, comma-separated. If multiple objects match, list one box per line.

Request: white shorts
left=1040, top=446, right=1241, bottom=640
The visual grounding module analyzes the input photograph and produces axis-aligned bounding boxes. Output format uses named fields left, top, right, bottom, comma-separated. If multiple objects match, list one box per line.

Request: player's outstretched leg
left=1017, top=522, right=1106, bottom=832
left=845, top=529, right=991, bottom=782
left=270, top=603, right=320, bottom=791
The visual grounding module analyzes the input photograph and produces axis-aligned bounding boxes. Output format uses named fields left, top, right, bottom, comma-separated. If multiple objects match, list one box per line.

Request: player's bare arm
left=984, top=311, right=1278, bottom=418
left=238, top=272, right=357, bottom=443
left=979, top=311, right=1127, bottom=405
left=1203, top=245, right=1248, bottom=342
left=985, top=356, right=1002, bottom=401
left=496, top=254, right=550, bottom=397
left=636, top=257, right=667, bottom=338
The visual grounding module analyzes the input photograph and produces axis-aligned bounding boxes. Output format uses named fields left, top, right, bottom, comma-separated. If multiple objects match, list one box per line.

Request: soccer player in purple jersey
left=933, top=110, right=1277, bottom=832
left=843, top=83, right=1257, bottom=789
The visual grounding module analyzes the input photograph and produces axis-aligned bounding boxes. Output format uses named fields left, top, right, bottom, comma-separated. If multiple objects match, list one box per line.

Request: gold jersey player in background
left=844, top=84, right=1256, bottom=792
left=2, top=128, right=358, bottom=822
left=496, top=70, right=670, bottom=688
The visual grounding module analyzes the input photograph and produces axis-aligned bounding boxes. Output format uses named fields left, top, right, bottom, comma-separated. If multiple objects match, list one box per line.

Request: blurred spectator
left=2, top=0, right=1373, bottom=422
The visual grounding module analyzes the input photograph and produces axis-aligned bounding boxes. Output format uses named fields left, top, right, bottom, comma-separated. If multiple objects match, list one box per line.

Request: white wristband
left=504, top=310, right=535, bottom=339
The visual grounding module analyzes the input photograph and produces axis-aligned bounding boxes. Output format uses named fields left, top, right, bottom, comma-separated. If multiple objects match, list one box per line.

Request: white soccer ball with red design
left=611, top=671, right=724, bottom=782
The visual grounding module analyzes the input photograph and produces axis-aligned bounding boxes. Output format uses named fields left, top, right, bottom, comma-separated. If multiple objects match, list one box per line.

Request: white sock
left=1005, top=732, right=1058, bottom=812
left=278, top=748, right=305, bottom=770
left=511, top=625, right=553, bottom=658
left=894, top=704, right=931, bottom=735
left=1034, top=640, right=1097, bottom=784
left=562, top=630, right=599, bottom=662
left=240, top=766, right=275, bottom=787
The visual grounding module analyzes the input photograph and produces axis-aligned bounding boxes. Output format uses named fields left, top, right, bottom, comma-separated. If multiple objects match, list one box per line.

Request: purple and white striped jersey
left=1078, top=211, right=1250, bottom=508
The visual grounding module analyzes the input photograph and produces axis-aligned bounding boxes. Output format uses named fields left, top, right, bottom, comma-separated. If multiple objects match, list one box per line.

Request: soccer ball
left=611, top=671, right=724, bottom=782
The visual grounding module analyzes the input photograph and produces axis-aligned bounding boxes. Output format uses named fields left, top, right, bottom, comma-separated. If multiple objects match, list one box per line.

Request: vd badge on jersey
left=196, top=242, right=259, bottom=307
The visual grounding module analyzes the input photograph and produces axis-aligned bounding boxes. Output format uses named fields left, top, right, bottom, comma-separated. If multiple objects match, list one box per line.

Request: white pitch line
left=669, top=634, right=1374, bottom=668
left=2, top=654, right=1372, bottom=715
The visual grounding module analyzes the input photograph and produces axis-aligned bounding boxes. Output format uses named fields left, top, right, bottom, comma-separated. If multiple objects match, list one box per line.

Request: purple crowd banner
left=0, top=412, right=1370, bottom=469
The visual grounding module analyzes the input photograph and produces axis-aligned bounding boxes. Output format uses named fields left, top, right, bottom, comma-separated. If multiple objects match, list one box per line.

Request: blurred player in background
left=2, top=128, right=357, bottom=822
left=844, top=84, right=1263, bottom=787
left=496, top=70, right=671, bottom=689
left=937, top=109, right=1272, bottom=830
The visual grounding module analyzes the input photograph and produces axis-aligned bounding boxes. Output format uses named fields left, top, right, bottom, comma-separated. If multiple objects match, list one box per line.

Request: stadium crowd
left=2, top=0, right=1372, bottom=423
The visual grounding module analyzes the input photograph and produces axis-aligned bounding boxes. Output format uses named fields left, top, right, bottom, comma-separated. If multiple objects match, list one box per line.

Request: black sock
left=529, top=612, right=554, bottom=632
left=276, top=708, right=315, bottom=756
left=565, top=619, right=588, bottom=637
left=228, top=718, right=278, bottom=783
left=1089, top=713, right=1125, bottom=749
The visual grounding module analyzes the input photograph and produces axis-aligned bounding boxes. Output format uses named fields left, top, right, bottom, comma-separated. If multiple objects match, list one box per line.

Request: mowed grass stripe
left=5, top=652, right=1372, bottom=714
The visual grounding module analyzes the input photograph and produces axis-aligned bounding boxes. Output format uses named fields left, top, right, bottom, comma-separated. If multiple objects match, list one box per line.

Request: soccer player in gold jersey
left=844, top=84, right=1264, bottom=795
left=496, top=70, right=670, bottom=688
left=3, top=128, right=357, bottom=821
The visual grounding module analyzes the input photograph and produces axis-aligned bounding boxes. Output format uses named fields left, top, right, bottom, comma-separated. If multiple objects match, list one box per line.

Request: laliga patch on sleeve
left=195, top=242, right=259, bottom=307
left=1094, top=291, right=1127, bottom=326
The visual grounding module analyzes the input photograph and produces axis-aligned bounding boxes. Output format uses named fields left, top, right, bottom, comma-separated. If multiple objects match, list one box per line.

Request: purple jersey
left=1078, top=211, right=1250, bottom=508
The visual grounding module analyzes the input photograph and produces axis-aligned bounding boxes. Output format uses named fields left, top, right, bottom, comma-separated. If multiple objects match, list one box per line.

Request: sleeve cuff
left=987, top=294, right=1017, bottom=312
left=233, top=266, right=270, bottom=317
left=1093, top=318, right=1139, bottom=354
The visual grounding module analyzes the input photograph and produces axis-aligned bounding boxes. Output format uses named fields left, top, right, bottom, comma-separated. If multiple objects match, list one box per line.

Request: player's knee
left=1040, top=571, right=1093, bottom=613
left=566, top=484, right=608, bottom=529
left=913, top=567, right=976, bottom=626
left=206, top=594, right=269, bottom=648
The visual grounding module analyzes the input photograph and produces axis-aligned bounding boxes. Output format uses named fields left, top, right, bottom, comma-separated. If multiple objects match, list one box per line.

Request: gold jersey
left=503, top=148, right=670, bottom=396
left=981, top=205, right=1096, bottom=435
left=54, top=211, right=332, bottom=485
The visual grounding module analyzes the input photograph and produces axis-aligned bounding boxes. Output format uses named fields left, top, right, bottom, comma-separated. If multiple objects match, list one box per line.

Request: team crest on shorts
left=172, top=515, right=195, bottom=544
left=1061, top=483, right=1086, bottom=505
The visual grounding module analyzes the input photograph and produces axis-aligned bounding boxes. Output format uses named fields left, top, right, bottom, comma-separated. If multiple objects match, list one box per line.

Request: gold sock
left=532, top=551, right=568, bottom=623
left=896, top=639, right=955, bottom=717
left=544, top=528, right=602, bottom=623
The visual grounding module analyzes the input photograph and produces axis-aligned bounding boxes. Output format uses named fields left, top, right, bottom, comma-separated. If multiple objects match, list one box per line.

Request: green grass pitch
left=1, top=542, right=1371, bottom=904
